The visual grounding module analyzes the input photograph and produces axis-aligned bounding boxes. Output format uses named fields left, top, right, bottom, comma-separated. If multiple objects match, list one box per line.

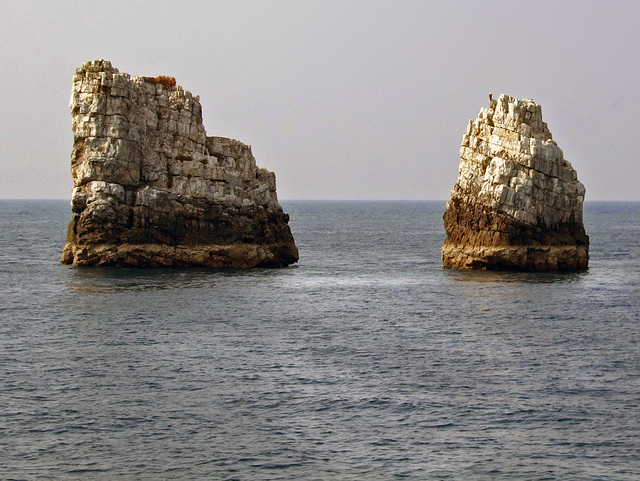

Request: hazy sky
left=1, top=0, right=638, bottom=200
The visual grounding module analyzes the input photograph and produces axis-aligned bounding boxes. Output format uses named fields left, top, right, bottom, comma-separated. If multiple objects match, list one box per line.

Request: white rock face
left=442, top=94, right=589, bottom=271
left=62, top=60, right=298, bottom=267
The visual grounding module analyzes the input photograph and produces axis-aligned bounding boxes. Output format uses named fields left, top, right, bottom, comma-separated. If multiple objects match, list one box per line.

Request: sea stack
left=442, top=94, right=589, bottom=271
left=61, top=60, right=298, bottom=267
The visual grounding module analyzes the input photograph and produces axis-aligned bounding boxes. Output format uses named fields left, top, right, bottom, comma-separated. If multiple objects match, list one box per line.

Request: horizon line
left=1, top=198, right=638, bottom=203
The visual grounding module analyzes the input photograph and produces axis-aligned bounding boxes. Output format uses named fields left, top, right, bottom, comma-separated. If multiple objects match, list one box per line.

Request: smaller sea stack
left=442, top=94, right=589, bottom=271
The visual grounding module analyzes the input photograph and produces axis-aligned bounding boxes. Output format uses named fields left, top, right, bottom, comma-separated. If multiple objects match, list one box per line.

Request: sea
left=0, top=200, right=639, bottom=480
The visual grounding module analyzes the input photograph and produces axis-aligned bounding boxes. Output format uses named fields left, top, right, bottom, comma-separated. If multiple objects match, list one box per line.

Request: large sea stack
left=62, top=60, right=298, bottom=267
left=442, top=94, right=589, bottom=271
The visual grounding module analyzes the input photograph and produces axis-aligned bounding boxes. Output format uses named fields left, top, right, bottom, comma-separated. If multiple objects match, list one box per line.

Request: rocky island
left=61, top=60, right=298, bottom=267
left=442, top=94, right=589, bottom=271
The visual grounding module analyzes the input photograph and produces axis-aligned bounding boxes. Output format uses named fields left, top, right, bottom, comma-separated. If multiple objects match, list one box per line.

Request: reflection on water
left=448, top=268, right=589, bottom=284
left=67, top=266, right=218, bottom=292
left=65, top=265, right=298, bottom=292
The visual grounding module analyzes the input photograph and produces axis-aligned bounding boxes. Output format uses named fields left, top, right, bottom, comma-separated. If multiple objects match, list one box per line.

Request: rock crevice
left=62, top=60, right=298, bottom=267
left=442, top=94, right=589, bottom=271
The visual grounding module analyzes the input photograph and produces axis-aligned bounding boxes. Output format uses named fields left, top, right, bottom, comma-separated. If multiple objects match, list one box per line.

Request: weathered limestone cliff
left=442, top=94, right=589, bottom=271
left=62, top=60, right=298, bottom=267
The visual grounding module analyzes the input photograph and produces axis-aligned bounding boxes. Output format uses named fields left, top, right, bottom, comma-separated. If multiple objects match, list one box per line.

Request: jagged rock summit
left=442, top=94, right=589, bottom=271
left=62, top=60, right=298, bottom=267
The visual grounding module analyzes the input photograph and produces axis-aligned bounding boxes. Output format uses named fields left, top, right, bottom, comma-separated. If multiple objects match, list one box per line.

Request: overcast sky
left=1, top=0, right=638, bottom=200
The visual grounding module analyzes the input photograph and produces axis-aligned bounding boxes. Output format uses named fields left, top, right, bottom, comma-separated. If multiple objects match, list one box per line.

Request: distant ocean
left=1, top=200, right=639, bottom=480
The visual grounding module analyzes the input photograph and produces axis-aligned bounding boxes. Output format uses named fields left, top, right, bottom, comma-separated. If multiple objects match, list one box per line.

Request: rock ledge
left=62, top=60, right=298, bottom=267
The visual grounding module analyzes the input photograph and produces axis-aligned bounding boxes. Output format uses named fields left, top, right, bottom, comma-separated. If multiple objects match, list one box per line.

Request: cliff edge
left=61, top=60, right=298, bottom=267
left=442, top=94, right=589, bottom=271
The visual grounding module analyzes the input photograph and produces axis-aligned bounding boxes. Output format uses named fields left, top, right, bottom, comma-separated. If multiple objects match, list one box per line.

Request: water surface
left=0, top=200, right=639, bottom=480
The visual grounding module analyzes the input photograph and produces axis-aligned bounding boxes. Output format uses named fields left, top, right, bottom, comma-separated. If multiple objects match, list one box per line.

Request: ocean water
left=0, top=200, right=639, bottom=480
